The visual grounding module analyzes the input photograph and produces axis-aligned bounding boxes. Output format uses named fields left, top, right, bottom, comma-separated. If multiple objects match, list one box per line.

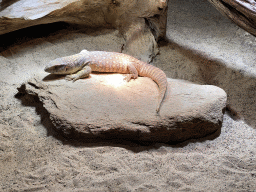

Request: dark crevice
left=0, top=22, right=71, bottom=53
left=28, top=82, right=41, bottom=90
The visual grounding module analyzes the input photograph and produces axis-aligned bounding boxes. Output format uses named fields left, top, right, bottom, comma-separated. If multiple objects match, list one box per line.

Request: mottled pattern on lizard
left=44, top=50, right=167, bottom=112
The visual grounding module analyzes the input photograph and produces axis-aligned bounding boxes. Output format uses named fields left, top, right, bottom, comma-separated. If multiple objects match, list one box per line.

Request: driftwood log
left=0, top=0, right=168, bottom=62
left=208, top=0, right=256, bottom=36
left=1, top=0, right=255, bottom=61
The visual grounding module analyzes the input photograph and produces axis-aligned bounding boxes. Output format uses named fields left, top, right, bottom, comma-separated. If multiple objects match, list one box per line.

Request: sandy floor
left=1, top=1, right=256, bottom=191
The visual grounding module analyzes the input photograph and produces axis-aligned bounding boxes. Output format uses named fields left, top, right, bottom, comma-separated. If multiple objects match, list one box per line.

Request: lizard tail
left=155, top=74, right=167, bottom=113
left=138, top=63, right=167, bottom=113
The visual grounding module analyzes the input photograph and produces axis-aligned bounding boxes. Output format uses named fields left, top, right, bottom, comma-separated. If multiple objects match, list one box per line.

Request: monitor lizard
left=44, top=50, right=167, bottom=113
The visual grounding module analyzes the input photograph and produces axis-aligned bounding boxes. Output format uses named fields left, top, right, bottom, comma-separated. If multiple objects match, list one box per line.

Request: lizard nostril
left=158, top=7, right=163, bottom=11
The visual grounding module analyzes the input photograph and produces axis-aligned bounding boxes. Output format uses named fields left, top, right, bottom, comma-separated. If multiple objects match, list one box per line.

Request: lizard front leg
left=65, top=65, right=92, bottom=82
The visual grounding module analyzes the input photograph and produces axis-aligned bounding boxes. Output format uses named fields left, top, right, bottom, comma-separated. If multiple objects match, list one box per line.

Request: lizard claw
left=65, top=74, right=79, bottom=82
left=124, top=74, right=132, bottom=82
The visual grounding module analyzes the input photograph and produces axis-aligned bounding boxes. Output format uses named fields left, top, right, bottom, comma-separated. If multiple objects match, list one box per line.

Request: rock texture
left=0, top=0, right=168, bottom=62
left=19, top=74, right=227, bottom=143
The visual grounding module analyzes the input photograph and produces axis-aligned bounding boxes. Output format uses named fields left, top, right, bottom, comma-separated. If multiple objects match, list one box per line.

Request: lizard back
left=88, top=51, right=131, bottom=74
left=88, top=51, right=167, bottom=112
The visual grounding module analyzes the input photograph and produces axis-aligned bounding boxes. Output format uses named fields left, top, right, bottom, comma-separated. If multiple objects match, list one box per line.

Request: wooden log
left=0, top=0, right=168, bottom=62
left=208, top=0, right=256, bottom=36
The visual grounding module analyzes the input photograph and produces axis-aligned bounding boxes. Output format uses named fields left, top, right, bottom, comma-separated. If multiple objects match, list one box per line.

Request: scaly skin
left=45, top=50, right=167, bottom=112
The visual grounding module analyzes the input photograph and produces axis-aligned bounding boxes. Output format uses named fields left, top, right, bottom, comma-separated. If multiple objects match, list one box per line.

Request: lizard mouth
left=44, top=64, right=79, bottom=75
left=44, top=65, right=66, bottom=74
left=44, top=65, right=59, bottom=74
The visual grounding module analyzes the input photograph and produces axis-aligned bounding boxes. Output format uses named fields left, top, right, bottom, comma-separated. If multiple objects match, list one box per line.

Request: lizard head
left=44, top=58, right=77, bottom=75
left=44, top=50, right=90, bottom=75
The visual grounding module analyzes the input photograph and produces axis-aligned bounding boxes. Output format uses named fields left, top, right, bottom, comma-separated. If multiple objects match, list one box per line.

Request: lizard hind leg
left=124, top=64, right=138, bottom=82
left=65, top=66, right=92, bottom=82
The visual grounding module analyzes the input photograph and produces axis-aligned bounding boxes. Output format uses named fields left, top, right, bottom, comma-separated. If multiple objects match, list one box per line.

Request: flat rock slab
left=21, top=73, right=227, bottom=143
